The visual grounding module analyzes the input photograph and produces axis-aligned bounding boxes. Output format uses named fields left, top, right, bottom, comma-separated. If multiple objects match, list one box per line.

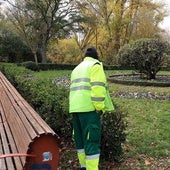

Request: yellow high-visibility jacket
left=69, top=57, right=114, bottom=113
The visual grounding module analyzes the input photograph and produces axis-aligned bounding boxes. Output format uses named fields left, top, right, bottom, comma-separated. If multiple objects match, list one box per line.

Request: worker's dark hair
left=84, top=46, right=98, bottom=59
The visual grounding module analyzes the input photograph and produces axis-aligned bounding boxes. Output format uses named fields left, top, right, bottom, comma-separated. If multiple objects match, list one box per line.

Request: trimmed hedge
left=21, top=61, right=39, bottom=71
left=38, top=63, right=76, bottom=70
left=17, top=61, right=170, bottom=71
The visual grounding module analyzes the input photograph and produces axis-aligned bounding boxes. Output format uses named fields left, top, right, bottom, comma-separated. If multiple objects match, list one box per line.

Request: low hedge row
left=20, top=61, right=170, bottom=71
left=19, top=61, right=134, bottom=71
left=0, top=63, right=127, bottom=162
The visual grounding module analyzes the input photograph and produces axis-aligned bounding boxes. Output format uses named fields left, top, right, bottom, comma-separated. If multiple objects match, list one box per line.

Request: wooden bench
left=0, top=71, right=60, bottom=170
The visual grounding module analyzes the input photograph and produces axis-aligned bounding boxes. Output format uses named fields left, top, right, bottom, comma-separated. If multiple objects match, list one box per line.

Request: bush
left=118, top=38, right=170, bottom=79
left=0, top=63, right=33, bottom=87
left=101, top=107, right=127, bottom=162
left=22, top=79, right=72, bottom=139
left=0, top=29, right=34, bottom=62
left=22, top=61, right=39, bottom=71
left=38, top=63, right=76, bottom=70
left=118, top=44, right=133, bottom=67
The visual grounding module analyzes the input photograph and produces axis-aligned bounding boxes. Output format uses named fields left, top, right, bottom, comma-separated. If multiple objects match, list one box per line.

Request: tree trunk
left=41, top=40, right=47, bottom=64
left=147, top=72, right=156, bottom=80
left=33, top=51, right=38, bottom=65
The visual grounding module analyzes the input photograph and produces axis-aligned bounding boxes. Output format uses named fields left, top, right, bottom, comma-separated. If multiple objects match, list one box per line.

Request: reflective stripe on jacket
left=69, top=57, right=114, bottom=113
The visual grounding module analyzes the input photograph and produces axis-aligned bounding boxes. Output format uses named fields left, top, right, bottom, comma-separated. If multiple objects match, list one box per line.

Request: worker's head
left=84, top=46, right=98, bottom=59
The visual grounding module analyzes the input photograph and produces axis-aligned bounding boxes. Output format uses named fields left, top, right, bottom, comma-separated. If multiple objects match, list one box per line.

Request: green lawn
left=114, top=98, right=170, bottom=157
left=117, top=99, right=170, bottom=169
left=34, top=70, right=71, bottom=79
left=109, top=72, right=170, bottom=169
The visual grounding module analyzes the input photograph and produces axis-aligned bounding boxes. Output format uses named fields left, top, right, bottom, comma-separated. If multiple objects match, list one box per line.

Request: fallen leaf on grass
left=150, top=142, right=157, bottom=147
left=145, top=158, right=154, bottom=166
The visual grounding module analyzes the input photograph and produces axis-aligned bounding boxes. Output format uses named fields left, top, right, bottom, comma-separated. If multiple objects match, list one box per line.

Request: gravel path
left=112, top=91, right=170, bottom=100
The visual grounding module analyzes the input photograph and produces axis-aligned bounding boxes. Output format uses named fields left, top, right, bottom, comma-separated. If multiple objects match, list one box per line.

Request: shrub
left=118, top=44, right=133, bottom=67
left=118, top=39, right=170, bottom=79
left=101, top=107, right=127, bottom=162
left=0, top=29, right=34, bottom=62
left=38, top=63, right=76, bottom=70
left=22, top=61, right=39, bottom=71
left=0, top=63, right=33, bottom=86
left=23, top=79, right=72, bottom=139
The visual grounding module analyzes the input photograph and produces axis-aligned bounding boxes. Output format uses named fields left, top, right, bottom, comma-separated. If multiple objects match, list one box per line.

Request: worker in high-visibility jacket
left=69, top=46, right=114, bottom=170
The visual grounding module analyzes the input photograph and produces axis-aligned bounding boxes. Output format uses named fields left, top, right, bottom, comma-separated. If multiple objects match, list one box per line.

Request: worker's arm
left=90, top=64, right=106, bottom=112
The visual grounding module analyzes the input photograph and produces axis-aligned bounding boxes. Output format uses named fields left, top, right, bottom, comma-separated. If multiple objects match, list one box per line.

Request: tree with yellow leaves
left=74, top=0, right=167, bottom=65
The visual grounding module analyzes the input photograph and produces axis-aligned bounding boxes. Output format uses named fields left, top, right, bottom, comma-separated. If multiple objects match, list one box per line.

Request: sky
left=155, top=0, right=170, bottom=31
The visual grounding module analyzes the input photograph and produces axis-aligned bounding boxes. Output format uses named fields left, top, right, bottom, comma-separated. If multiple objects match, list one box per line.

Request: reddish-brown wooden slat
left=0, top=79, right=38, bottom=135
left=0, top=83, right=30, bottom=165
left=22, top=101, right=55, bottom=134
left=0, top=110, right=15, bottom=169
left=7, top=95, right=38, bottom=139
left=0, top=100, right=23, bottom=169
left=0, top=137, right=7, bottom=170
left=1, top=85, right=32, bottom=147
left=0, top=113, right=6, bottom=170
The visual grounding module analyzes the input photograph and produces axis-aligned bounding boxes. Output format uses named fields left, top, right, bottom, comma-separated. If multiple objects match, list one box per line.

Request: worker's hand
left=96, top=110, right=102, bottom=114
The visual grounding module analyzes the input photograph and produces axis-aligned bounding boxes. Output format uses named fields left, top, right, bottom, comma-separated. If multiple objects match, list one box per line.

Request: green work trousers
left=72, top=111, right=101, bottom=169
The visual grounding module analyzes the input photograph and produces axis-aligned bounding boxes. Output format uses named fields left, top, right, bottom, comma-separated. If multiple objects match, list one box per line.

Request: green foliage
left=38, top=63, right=76, bottom=70
left=118, top=39, right=170, bottom=79
left=118, top=44, right=133, bottom=67
left=22, top=61, right=39, bottom=71
left=0, top=29, right=34, bottom=62
left=47, top=38, right=82, bottom=64
left=0, top=63, right=33, bottom=87
left=22, top=79, right=71, bottom=138
left=101, top=107, right=127, bottom=162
